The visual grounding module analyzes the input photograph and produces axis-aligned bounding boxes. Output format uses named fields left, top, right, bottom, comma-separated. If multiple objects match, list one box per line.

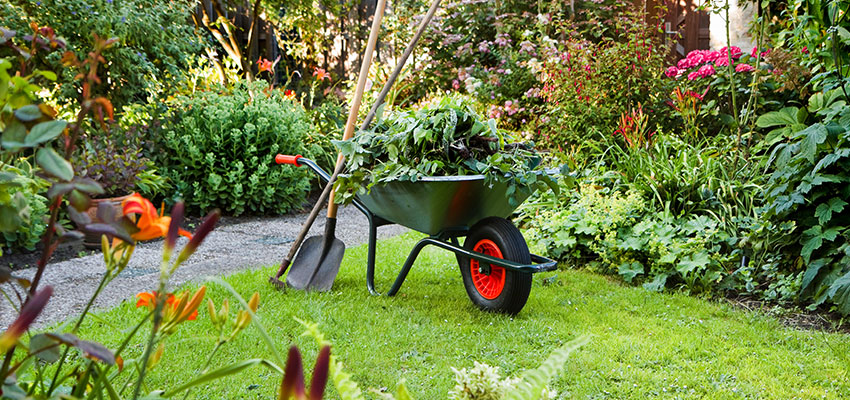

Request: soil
left=725, top=296, right=850, bottom=334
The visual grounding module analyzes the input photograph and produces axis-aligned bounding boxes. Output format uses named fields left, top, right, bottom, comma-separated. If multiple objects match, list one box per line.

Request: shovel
left=275, top=0, right=388, bottom=291
left=270, top=0, right=443, bottom=291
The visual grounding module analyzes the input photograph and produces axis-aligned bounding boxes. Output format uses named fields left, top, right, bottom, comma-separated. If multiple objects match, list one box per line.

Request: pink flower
left=802, top=46, right=808, bottom=54
left=687, top=71, right=700, bottom=80
left=720, top=46, right=743, bottom=59
left=750, top=47, right=771, bottom=58
left=677, top=58, right=692, bottom=70
left=706, top=51, right=721, bottom=62
left=452, top=79, right=461, bottom=89
left=665, top=66, right=681, bottom=78
left=478, top=41, right=491, bottom=53
left=697, top=64, right=715, bottom=78
left=715, top=57, right=729, bottom=67
left=735, top=63, right=754, bottom=73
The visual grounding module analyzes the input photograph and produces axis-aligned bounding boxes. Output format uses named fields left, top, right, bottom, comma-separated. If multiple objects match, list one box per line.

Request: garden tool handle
left=275, top=154, right=303, bottom=166
left=326, top=0, right=387, bottom=219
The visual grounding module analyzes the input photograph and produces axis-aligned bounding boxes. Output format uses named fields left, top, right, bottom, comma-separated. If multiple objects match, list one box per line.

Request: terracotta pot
left=82, top=194, right=132, bottom=249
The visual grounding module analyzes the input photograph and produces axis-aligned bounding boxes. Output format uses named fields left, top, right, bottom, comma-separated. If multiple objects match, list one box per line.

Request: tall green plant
left=153, top=80, right=317, bottom=216
left=756, top=85, right=850, bottom=313
left=4, top=0, right=200, bottom=109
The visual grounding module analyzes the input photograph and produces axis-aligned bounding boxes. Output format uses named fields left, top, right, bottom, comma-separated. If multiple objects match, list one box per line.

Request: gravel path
left=1, top=205, right=407, bottom=328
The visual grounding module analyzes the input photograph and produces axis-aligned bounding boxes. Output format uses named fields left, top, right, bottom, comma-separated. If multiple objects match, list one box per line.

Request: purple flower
left=494, top=33, right=512, bottom=47
left=478, top=41, right=491, bottom=54
left=519, top=40, right=535, bottom=54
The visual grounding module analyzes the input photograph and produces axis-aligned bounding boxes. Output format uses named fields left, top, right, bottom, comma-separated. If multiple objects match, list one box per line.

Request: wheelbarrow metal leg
left=366, top=213, right=380, bottom=295
left=387, top=237, right=441, bottom=296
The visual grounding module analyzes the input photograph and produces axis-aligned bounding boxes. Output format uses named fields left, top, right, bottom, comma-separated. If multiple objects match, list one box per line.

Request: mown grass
left=75, top=232, right=850, bottom=399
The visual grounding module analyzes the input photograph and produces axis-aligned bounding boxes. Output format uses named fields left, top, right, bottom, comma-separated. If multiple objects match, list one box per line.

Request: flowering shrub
left=663, top=46, right=811, bottom=145
left=534, top=10, right=671, bottom=153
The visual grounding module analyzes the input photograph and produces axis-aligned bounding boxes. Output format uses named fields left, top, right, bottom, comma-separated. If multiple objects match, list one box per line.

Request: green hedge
left=153, top=81, right=320, bottom=216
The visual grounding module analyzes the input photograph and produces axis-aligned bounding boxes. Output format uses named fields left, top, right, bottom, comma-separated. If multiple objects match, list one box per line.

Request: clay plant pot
left=82, top=194, right=132, bottom=249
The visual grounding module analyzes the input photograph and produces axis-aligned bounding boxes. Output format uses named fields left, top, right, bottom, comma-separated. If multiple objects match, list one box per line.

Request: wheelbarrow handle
left=275, top=154, right=303, bottom=166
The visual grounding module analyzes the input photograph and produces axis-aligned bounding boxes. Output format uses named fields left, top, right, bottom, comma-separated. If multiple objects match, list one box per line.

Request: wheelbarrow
left=275, top=155, right=558, bottom=314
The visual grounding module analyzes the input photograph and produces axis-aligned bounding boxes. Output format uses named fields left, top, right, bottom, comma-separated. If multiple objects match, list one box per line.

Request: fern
left=296, top=318, right=366, bottom=400
left=505, top=335, right=591, bottom=400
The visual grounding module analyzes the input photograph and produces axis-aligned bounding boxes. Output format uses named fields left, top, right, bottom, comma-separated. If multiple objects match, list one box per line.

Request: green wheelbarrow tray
left=355, top=175, right=532, bottom=236
left=285, top=156, right=557, bottom=312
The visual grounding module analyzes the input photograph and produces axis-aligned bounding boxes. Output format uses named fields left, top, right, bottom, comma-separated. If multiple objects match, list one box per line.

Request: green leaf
left=0, top=204, right=24, bottom=232
left=29, top=334, right=61, bottom=363
left=815, top=198, right=848, bottom=225
left=827, top=271, right=850, bottom=315
left=795, top=123, right=828, bottom=163
left=1, top=121, right=27, bottom=150
left=25, top=120, right=67, bottom=146
left=756, top=107, right=799, bottom=128
left=676, top=252, right=710, bottom=275
left=618, top=262, right=644, bottom=282
left=642, top=274, right=667, bottom=292
left=34, top=70, right=57, bottom=81
left=801, top=258, right=828, bottom=295
left=801, top=226, right=824, bottom=264
left=36, top=147, right=74, bottom=181
left=164, top=359, right=282, bottom=397
left=14, top=104, right=42, bottom=122
left=764, top=127, right=791, bottom=146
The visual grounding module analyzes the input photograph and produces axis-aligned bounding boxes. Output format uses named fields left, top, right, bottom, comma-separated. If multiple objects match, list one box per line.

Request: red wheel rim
left=470, top=239, right=506, bottom=300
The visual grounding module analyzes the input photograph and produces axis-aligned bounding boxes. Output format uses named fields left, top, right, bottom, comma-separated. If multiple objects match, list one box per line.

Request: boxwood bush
left=153, top=81, right=320, bottom=216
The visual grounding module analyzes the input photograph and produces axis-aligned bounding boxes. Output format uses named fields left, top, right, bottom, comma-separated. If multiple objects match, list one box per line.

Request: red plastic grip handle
left=275, top=154, right=303, bottom=166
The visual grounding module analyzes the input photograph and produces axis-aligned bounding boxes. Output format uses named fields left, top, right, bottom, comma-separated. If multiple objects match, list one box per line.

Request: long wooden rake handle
left=273, top=0, right=443, bottom=280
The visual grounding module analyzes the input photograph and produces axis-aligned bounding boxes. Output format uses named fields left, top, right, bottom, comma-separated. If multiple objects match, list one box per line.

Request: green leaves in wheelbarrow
left=332, top=96, right=559, bottom=206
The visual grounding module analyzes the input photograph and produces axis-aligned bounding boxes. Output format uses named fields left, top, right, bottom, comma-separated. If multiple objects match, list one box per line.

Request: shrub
left=752, top=86, right=850, bottom=314
left=535, top=10, right=672, bottom=154
left=74, top=123, right=150, bottom=198
left=665, top=46, right=811, bottom=144
left=3, top=0, right=200, bottom=109
left=525, top=183, right=741, bottom=295
left=0, top=160, right=49, bottom=255
left=153, top=81, right=319, bottom=216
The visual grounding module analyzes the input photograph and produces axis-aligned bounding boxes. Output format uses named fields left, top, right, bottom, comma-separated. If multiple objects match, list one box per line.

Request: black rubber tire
left=459, top=217, right=532, bottom=314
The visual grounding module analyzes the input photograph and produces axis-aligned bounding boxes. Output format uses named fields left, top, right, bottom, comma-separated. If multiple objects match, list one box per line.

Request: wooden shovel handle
left=326, top=0, right=387, bottom=219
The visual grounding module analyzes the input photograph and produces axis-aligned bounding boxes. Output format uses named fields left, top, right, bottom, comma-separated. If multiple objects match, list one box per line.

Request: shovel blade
left=285, top=235, right=345, bottom=291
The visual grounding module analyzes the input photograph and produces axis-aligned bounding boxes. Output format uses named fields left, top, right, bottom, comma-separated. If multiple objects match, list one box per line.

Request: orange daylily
left=312, top=67, right=330, bottom=81
left=122, top=193, right=191, bottom=242
left=258, top=58, right=274, bottom=73
left=136, top=286, right=206, bottom=333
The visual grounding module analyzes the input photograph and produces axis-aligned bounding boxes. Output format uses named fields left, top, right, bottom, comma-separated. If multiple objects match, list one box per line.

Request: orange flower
left=122, top=193, right=191, bottom=242
left=136, top=287, right=206, bottom=332
left=258, top=58, right=273, bottom=73
left=313, top=67, right=330, bottom=81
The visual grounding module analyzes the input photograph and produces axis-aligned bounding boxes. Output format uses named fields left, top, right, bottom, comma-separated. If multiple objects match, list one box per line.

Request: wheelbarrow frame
left=292, top=156, right=557, bottom=297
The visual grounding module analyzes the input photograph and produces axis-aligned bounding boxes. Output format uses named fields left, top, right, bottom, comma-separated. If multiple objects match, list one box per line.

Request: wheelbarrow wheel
left=460, top=217, right=532, bottom=314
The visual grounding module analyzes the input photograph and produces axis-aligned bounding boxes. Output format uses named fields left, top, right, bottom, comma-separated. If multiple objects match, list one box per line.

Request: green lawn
left=76, top=232, right=850, bottom=399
